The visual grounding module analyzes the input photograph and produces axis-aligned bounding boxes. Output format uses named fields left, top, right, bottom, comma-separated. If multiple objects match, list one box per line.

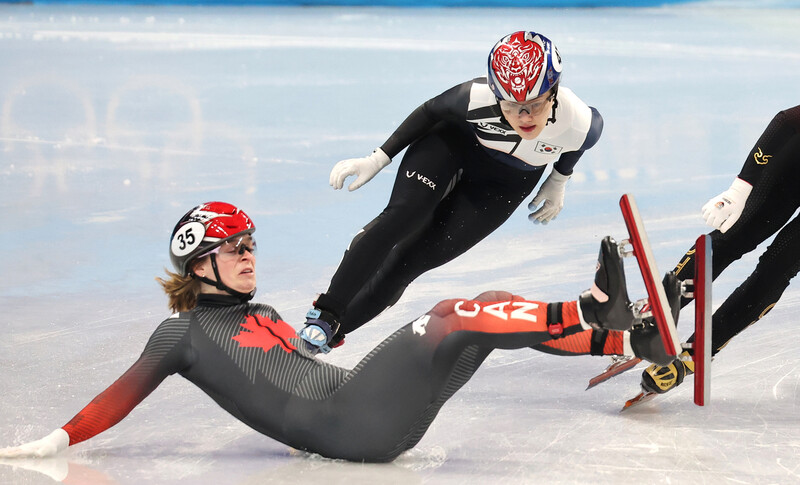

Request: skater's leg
left=339, top=154, right=543, bottom=331
left=640, top=211, right=800, bottom=394
left=312, top=123, right=463, bottom=327
left=285, top=291, right=586, bottom=462
left=706, top=213, right=800, bottom=354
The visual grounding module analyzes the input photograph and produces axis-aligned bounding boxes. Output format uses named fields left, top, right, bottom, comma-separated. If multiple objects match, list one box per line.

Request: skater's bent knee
left=473, top=290, right=518, bottom=302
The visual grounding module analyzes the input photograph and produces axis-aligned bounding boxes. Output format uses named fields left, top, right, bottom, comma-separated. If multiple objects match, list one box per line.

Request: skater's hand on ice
left=528, top=170, right=570, bottom=224
left=330, top=148, right=391, bottom=191
left=701, top=177, right=752, bottom=233
left=0, top=429, right=69, bottom=458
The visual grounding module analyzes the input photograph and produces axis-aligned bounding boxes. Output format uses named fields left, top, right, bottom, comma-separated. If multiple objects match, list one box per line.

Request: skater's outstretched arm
left=701, top=105, right=800, bottom=233
left=0, top=318, right=190, bottom=458
left=0, top=358, right=166, bottom=458
left=329, top=81, right=471, bottom=192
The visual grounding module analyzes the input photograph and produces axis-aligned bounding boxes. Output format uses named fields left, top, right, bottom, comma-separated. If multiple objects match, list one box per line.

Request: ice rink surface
left=1, top=2, right=799, bottom=483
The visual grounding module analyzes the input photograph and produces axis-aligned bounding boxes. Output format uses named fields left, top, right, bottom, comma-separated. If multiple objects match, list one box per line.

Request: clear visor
left=199, top=235, right=257, bottom=261
left=498, top=92, right=554, bottom=117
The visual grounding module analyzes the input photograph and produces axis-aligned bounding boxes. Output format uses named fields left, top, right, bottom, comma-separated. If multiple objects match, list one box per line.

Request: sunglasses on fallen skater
left=199, top=236, right=257, bottom=262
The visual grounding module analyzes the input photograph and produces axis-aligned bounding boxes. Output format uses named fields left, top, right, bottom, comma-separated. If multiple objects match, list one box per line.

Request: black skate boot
left=579, top=236, right=635, bottom=331
left=630, top=271, right=682, bottom=367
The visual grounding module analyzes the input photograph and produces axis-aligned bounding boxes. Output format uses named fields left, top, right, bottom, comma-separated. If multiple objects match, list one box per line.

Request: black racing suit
left=59, top=292, right=586, bottom=462
left=315, top=78, right=603, bottom=336
left=672, top=105, right=800, bottom=354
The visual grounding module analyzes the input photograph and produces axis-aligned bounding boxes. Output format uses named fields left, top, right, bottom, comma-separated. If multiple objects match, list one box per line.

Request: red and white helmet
left=169, top=201, right=255, bottom=276
left=487, top=31, right=562, bottom=103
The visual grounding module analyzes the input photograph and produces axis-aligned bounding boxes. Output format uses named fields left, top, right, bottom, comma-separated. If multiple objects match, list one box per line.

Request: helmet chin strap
left=193, top=254, right=255, bottom=302
left=546, top=84, right=559, bottom=126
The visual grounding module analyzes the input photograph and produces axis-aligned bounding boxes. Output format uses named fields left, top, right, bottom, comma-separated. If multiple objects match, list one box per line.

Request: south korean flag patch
left=535, top=141, right=563, bottom=155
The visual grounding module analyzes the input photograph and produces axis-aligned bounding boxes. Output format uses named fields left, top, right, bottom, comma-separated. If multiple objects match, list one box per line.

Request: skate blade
left=621, top=390, right=658, bottom=412
left=587, top=356, right=643, bottom=390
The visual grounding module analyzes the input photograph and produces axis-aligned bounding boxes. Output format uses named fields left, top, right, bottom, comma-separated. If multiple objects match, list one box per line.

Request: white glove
left=528, top=170, right=570, bottom=224
left=701, top=177, right=753, bottom=233
left=0, top=429, right=69, bottom=458
left=329, top=148, right=391, bottom=191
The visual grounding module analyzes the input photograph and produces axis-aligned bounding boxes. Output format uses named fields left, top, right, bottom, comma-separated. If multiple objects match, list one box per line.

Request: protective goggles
left=200, top=235, right=257, bottom=261
left=498, top=92, right=555, bottom=117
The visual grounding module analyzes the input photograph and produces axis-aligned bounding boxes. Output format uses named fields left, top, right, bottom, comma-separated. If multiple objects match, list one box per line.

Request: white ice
left=1, top=3, right=799, bottom=484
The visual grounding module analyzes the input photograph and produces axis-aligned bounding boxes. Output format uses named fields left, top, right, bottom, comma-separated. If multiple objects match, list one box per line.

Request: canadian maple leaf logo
left=231, top=314, right=298, bottom=354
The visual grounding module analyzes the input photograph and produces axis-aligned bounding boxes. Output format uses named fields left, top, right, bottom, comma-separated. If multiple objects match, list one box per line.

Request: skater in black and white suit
left=301, top=31, right=604, bottom=352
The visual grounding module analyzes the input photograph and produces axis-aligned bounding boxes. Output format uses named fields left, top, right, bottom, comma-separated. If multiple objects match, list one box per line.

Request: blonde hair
left=156, top=268, right=202, bottom=313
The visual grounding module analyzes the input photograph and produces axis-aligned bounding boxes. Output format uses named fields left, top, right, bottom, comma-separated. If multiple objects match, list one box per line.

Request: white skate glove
left=0, top=429, right=69, bottom=458
left=528, top=170, right=570, bottom=224
left=329, top=148, right=391, bottom=191
left=701, top=177, right=752, bottom=233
